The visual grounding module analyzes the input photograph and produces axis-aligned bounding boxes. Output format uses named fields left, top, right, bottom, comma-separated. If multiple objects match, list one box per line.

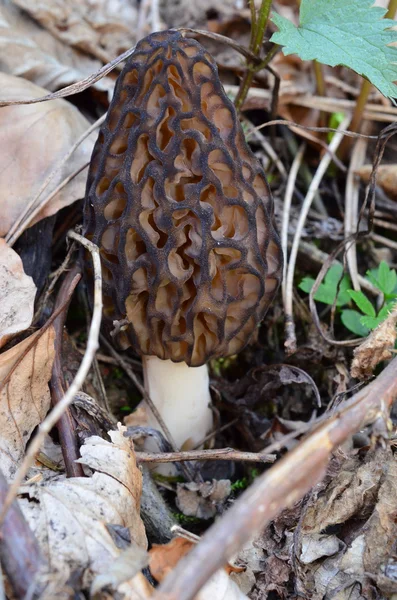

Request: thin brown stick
left=0, top=47, right=137, bottom=107
left=0, top=231, right=102, bottom=526
left=50, top=265, right=85, bottom=478
left=0, top=470, right=47, bottom=599
left=136, top=448, right=276, bottom=464
left=154, top=356, right=397, bottom=600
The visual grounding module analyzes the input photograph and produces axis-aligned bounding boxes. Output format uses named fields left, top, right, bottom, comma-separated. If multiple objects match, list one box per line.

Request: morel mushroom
left=84, top=30, right=283, bottom=450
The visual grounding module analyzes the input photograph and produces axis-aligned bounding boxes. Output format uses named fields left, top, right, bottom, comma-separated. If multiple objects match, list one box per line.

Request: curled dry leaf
left=0, top=1, right=111, bottom=93
left=0, top=326, right=55, bottom=479
left=149, top=537, right=248, bottom=600
left=356, top=164, right=397, bottom=201
left=19, top=426, right=148, bottom=591
left=0, top=73, right=95, bottom=238
left=92, top=544, right=151, bottom=598
left=12, top=0, right=138, bottom=62
left=160, top=0, right=238, bottom=28
left=296, top=448, right=397, bottom=598
left=0, top=238, right=36, bottom=348
left=351, top=304, right=397, bottom=379
left=176, top=479, right=231, bottom=519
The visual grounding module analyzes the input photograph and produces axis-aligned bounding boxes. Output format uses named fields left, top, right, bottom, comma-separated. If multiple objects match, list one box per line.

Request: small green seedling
left=299, top=261, right=397, bottom=337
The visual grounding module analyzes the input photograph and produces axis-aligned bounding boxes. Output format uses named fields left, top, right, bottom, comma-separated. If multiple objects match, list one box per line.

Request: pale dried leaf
left=176, top=479, right=231, bottom=519
left=0, top=0, right=111, bottom=93
left=196, top=570, right=249, bottom=600
left=300, top=534, right=341, bottom=564
left=0, top=238, right=36, bottom=347
left=20, top=426, right=147, bottom=585
left=0, top=326, right=55, bottom=479
left=12, top=0, right=138, bottom=62
left=351, top=305, right=397, bottom=379
left=302, top=454, right=384, bottom=533
left=0, top=73, right=95, bottom=238
left=91, top=544, right=149, bottom=596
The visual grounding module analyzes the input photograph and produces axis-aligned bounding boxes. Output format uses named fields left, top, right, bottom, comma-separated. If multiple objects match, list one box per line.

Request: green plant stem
left=235, top=0, right=274, bottom=111
left=252, top=0, right=273, bottom=55
left=235, top=44, right=278, bottom=110
left=313, top=60, right=326, bottom=127
left=313, top=61, right=325, bottom=97
left=249, top=0, right=257, bottom=51
left=386, top=0, right=397, bottom=18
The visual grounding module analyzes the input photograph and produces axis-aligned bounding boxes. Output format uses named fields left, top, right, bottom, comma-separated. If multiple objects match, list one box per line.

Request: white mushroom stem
left=142, top=355, right=213, bottom=451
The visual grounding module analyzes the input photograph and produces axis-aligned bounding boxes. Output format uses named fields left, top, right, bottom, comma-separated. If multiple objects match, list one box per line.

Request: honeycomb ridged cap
left=84, top=29, right=283, bottom=367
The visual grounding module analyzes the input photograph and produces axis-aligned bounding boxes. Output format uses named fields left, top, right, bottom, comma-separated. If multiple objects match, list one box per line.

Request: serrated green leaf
left=299, top=277, right=316, bottom=294
left=377, top=300, right=397, bottom=322
left=341, top=309, right=370, bottom=337
left=377, top=261, right=390, bottom=294
left=365, top=270, right=381, bottom=290
left=299, top=265, right=351, bottom=306
left=348, top=290, right=376, bottom=317
left=270, top=0, right=397, bottom=99
left=360, top=315, right=383, bottom=330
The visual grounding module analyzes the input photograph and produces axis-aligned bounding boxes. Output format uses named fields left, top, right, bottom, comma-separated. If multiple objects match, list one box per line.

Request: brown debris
left=351, top=306, right=397, bottom=379
left=84, top=29, right=282, bottom=366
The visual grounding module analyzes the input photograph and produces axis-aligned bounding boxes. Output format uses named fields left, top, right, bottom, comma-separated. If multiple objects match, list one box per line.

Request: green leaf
left=377, top=300, right=397, bottom=322
left=360, top=315, right=383, bottom=330
left=348, top=290, right=376, bottom=317
left=365, top=270, right=381, bottom=290
left=270, top=0, right=397, bottom=99
left=341, top=309, right=370, bottom=337
left=299, top=277, right=316, bottom=294
left=299, top=264, right=351, bottom=306
left=377, top=261, right=390, bottom=294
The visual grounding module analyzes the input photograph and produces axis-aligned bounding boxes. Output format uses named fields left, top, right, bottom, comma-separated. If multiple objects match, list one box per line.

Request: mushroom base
left=142, top=355, right=213, bottom=452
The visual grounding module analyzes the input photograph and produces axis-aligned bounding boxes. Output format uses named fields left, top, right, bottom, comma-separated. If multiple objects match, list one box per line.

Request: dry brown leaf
left=356, top=164, right=397, bottom=201
left=12, top=0, right=138, bottom=62
left=0, top=73, right=95, bottom=238
left=159, top=0, right=238, bottom=28
left=0, top=0, right=111, bottom=93
left=363, top=458, right=397, bottom=595
left=176, top=479, right=231, bottom=519
left=149, top=537, right=248, bottom=600
left=150, top=537, right=194, bottom=582
left=0, top=326, right=55, bottom=479
left=296, top=450, right=397, bottom=598
left=20, top=426, right=148, bottom=590
left=351, top=305, right=397, bottom=379
left=301, top=454, right=384, bottom=534
left=0, top=238, right=36, bottom=348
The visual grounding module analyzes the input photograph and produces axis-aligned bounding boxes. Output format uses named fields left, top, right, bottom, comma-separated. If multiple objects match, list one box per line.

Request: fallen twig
left=0, top=470, right=47, bottom=599
left=50, top=265, right=85, bottom=478
left=0, top=231, right=102, bottom=526
left=153, top=356, right=397, bottom=600
left=136, top=448, right=276, bottom=464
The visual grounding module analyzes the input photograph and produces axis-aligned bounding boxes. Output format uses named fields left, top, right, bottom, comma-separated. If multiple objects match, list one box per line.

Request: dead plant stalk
left=284, top=115, right=351, bottom=353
